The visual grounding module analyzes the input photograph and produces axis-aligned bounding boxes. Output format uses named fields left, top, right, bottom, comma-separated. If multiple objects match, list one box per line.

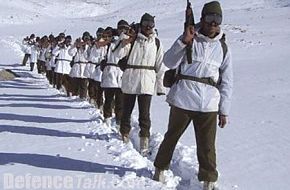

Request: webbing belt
left=126, top=64, right=155, bottom=70
left=105, top=63, right=119, bottom=67
left=56, top=59, right=71, bottom=62
left=177, top=74, right=217, bottom=87
left=88, top=61, right=100, bottom=66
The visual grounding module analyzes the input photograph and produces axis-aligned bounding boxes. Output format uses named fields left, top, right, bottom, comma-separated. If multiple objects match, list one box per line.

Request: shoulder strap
left=216, top=34, right=229, bottom=86
left=219, top=33, right=228, bottom=61
left=112, top=40, right=122, bottom=53
left=127, top=39, right=136, bottom=59
left=155, top=37, right=160, bottom=51
left=104, top=43, right=111, bottom=60
left=126, top=37, right=160, bottom=64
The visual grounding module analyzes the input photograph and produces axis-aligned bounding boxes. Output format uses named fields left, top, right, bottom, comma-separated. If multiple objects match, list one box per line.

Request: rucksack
left=163, top=34, right=228, bottom=88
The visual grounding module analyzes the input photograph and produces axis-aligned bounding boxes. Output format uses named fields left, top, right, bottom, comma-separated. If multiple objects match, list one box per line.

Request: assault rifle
left=184, top=0, right=194, bottom=64
left=162, top=0, right=195, bottom=87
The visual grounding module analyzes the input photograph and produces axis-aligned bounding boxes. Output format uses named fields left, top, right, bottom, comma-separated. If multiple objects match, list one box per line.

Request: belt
left=56, top=59, right=72, bottom=62
left=126, top=64, right=155, bottom=71
left=105, top=63, right=119, bottom=67
left=176, top=74, right=217, bottom=87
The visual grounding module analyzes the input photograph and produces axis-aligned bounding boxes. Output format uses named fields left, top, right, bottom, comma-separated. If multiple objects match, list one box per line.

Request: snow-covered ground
left=1, top=0, right=290, bottom=189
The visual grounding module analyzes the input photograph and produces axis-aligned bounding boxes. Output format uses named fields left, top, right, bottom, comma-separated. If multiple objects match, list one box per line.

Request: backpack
left=118, top=37, right=160, bottom=71
left=163, top=34, right=228, bottom=88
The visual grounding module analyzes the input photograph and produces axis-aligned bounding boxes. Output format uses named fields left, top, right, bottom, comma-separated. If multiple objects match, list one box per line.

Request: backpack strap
left=112, top=40, right=122, bottom=53
left=216, top=33, right=229, bottom=86
left=219, top=33, right=228, bottom=62
left=103, top=43, right=111, bottom=61
left=127, top=37, right=160, bottom=62
left=127, top=39, right=136, bottom=59
left=121, top=36, right=161, bottom=72
left=155, top=37, right=160, bottom=51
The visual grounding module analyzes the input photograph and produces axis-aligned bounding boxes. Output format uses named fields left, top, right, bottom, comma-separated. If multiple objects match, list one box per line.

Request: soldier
left=37, top=36, right=49, bottom=74
left=22, top=34, right=35, bottom=66
left=29, top=37, right=40, bottom=72
left=53, top=35, right=73, bottom=96
left=45, top=34, right=56, bottom=85
left=68, top=32, right=90, bottom=100
left=100, top=21, right=131, bottom=127
left=119, top=13, right=166, bottom=157
left=153, top=2, right=233, bottom=190
left=84, top=28, right=107, bottom=110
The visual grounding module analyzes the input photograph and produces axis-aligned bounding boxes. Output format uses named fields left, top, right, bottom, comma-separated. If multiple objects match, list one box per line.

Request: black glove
left=157, top=92, right=165, bottom=96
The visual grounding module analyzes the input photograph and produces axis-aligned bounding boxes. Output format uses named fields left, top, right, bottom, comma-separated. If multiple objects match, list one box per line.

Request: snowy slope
left=0, top=71, right=171, bottom=190
left=1, top=0, right=290, bottom=190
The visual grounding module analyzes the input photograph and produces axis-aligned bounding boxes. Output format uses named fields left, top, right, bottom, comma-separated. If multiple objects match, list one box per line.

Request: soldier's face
left=118, top=25, right=130, bottom=35
left=201, top=16, right=220, bottom=38
left=102, top=32, right=112, bottom=41
left=96, top=33, right=103, bottom=39
left=65, top=39, right=72, bottom=45
left=141, top=20, right=155, bottom=37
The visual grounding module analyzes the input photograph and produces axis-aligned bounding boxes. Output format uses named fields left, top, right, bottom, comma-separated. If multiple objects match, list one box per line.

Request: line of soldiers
left=21, top=13, right=166, bottom=157
left=21, top=2, right=233, bottom=189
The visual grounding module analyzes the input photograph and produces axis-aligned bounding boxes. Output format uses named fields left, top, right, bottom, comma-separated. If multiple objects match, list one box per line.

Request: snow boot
left=104, top=118, right=111, bottom=127
left=98, top=105, right=104, bottom=114
left=121, top=133, right=130, bottom=144
left=89, top=98, right=96, bottom=105
left=140, top=137, right=149, bottom=157
left=203, top=181, right=216, bottom=190
left=153, top=167, right=165, bottom=183
left=115, top=119, right=120, bottom=130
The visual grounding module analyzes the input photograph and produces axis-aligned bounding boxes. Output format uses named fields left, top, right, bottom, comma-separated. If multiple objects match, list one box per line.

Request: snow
left=1, top=0, right=290, bottom=190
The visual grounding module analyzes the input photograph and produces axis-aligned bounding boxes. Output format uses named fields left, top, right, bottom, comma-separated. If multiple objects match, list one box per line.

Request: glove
left=157, top=92, right=165, bottom=96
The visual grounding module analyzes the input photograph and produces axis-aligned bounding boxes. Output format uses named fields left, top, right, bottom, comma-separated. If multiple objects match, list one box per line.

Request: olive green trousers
left=154, top=106, right=218, bottom=182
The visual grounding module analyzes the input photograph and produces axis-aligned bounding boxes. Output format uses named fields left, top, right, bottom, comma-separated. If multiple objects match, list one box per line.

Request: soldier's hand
left=127, top=28, right=136, bottom=38
left=218, top=115, right=227, bottom=128
left=96, top=40, right=109, bottom=47
left=182, top=25, right=195, bottom=45
left=122, top=37, right=134, bottom=47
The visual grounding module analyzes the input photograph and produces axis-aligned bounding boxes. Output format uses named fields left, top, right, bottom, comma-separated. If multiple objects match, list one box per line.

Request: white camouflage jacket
left=84, top=43, right=107, bottom=82
left=68, top=45, right=89, bottom=78
left=53, top=45, right=73, bottom=75
left=101, top=34, right=130, bottom=88
left=164, top=29, right=233, bottom=115
left=30, top=44, right=39, bottom=63
left=45, top=45, right=56, bottom=70
left=121, top=33, right=166, bottom=95
left=22, top=39, right=34, bottom=54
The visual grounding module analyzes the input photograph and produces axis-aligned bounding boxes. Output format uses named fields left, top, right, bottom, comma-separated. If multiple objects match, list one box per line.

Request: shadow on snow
left=0, top=113, right=90, bottom=124
left=0, top=152, right=148, bottom=177
left=0, top=125, right=93, bottom=139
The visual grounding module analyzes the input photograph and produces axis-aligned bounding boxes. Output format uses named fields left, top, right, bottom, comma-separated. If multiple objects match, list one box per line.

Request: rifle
left=184, top=0, right=194, bottom=64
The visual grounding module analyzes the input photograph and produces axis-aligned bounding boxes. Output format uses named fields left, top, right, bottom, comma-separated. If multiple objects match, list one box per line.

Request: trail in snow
left=0, top=63, right=239, bottom=190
